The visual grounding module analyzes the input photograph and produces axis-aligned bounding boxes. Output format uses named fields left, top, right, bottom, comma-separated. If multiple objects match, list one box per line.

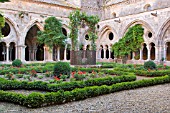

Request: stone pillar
left=132, top=52, right=135, bottom=60
left=83, top=45, right=87, bottom=51
left=147, top=45, right=151, bottom=61
left=155, top=46, right=159, bottom=61
left=44, top=46, right=46, bottom=61
left=103, top=46, right=107, bottom=59
left=140, top=47, right=143, bottom=60
left=15, top=46, right=18, bottom=60
left=34, top=49, right=37, bottom=61
left=18, top=45, right=26, bottom=62
left=6, top=44, right=9, bottom=62
left=164, top=45, right=168, bottom=61
left=29, top=49, right=31, bottom=61
left=108, top=46, right=111, bottom=59
left=64, top=45, right=67, bottom=61
left=57, top=47, right=60, bottom=61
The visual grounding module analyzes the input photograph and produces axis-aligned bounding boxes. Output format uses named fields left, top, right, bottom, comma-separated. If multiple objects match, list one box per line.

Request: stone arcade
left=0, top=0, right=170, bottom=65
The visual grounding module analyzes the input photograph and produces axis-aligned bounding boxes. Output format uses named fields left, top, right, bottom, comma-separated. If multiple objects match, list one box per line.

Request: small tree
left=69, top=10, right=99, bottom=51
left=37, top=17, right=67, bottom=50
left=112, top=24, right=144, bottom=63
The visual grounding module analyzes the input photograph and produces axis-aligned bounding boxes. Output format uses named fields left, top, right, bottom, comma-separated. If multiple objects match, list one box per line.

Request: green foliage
left=69, top=10, right=99, bottom=50
left=0, top=75, right=169, bottom=108
left=25, top=92, right=45, bottom=108
left=0, top=0, right=9, bottom=2
left=53, top=62, right=71, bottom=78
left=37, top=17, right=67, bottom=49
left=12, top=59, right=22, bottom=67
left=0, top=14, right=5, bottom=38
left=112, top=24, right=144, bottom=57
left=144, top=61, right=157, bottom=70
left=15, top=74, right=24, bottom=78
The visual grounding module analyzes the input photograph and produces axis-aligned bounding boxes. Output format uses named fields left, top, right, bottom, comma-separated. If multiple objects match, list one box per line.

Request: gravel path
left=0, top=83, right=170, bottom=113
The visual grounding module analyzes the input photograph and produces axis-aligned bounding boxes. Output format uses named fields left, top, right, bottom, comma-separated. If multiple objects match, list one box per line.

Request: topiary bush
left=144, top=61, right=157, bottom=70
left=53, top=62, right=71, bottom=78
left=12, top=59, right=22, bottom=67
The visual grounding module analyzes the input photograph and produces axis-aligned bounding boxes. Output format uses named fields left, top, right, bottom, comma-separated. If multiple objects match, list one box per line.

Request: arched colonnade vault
left=2, top=17, right=170, bottom=64
left=97, top=20, right=161, bottom=64
left=0, top=18, right=71, bottom=63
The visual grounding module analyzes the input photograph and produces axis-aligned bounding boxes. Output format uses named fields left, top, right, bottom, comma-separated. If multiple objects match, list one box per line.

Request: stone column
left=18, top=45, right=26, bottom=62
left=103, top=46, right=107, bottom=59
left=83, top=45, right=87, bottom=51
left=108, top=46, right=111, bottom=59
left=29, top=49, right=31, bottom=61
left=6, top=44, right=9, bottom=62
left=132, top=52, right=135, bottom=60
left=44, top=46, right=46, bottom=61
left=147, top=45, right=151, bottom=61
left=57, top=47, right=60, bottom=61
left=155, top=46, right=159, bottom=61
left=140, top=47, right=143, bottom=60
left=34, top=48, right=37, bottom=61
left=164, top=45, right=168, bottom=61
left=15, top=45, right=18, bottom=60
left=64, top=45, right=67, bottom=61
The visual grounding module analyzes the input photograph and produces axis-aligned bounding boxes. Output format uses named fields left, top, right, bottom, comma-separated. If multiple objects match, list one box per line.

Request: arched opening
left=62, top=28, right=67, bottom=36
left=25, top=25, right=44, bottom=61
left=128, top=51, right=133, bottom=60
left=86, top=45, right=90, bottom=50
left=143, top=43, right=148, bottom=60
left=148, top=32, right=152, bottom=38
left=36, top=44, right=44, bottom=61
left=150, top=43, right=155, bottom=60
left=1, top=22, right=10, bottom=37
left=67, top=44, right=71, bottom=60
left=101, top=45, right=104, bottom=59
left=112, top=12, right=116, bottom=18
left=144, top=4, right=151, bottom=11
left=85, top=34, right=89, bottom=40
left=134, top=49, right=140, bottom=60
left=109, top=32, right=114, bottom=40
left=106, top=45, right=109, bottom=59
left=166, top=42, right=170, bottom=61
left=0, top=42, right=6, bottom=61
left=111, top=50, right=114, bottom=59
left=60, top=48, right=64, bottom=60
left=9, top=42, right=15, bottom=61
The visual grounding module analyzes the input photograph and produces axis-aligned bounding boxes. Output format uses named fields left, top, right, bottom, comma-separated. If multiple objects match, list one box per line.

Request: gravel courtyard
left=0, top=83, right=169, bottom=113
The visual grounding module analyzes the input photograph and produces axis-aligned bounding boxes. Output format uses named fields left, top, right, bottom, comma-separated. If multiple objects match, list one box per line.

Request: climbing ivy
left=112, top=24, right=144, bottom=58
left=0, top=14, right=5, bottom=39
left=69, top=10, right=100, bottom=50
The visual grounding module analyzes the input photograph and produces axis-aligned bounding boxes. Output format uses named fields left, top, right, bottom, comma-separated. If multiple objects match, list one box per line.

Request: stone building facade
left=0, top=0, right=170, bottom=65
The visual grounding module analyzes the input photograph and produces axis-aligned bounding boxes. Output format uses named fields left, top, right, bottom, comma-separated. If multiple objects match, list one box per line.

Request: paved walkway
left=0, top=83, right=169, bottom=113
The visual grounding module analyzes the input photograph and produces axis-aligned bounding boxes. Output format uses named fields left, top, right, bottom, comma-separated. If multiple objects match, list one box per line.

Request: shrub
left=53, top=62, right=71, bottom=78
left=15, top=74, right=24, bottom=78
left=12, top=59, right=22, bottom=67
left=25, top=92, right=45, bottom=108
left=38, top=75, right=44, bottom=79
left=144, top=61, right=157, bottom=70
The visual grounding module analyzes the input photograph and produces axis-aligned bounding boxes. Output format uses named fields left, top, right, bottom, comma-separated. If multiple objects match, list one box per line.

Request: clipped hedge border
left=0, top=74, right=136, bottom=92
left=114, top=68, right=170, bottom=77
left=0, top=75, right=169, bottom=108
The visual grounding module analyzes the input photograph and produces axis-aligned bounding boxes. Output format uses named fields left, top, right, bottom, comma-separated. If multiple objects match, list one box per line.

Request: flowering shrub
left=5, top=72, right=14, bottom=80
left=30, top=70, right=37, bottom=77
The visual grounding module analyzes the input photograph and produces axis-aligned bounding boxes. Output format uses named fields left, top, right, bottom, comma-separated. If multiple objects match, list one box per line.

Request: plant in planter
left=60, top=74, right=67, bottom=81
left=30, top=70, right=37, bottom=77
left=5, top=72, right=14, bottom=80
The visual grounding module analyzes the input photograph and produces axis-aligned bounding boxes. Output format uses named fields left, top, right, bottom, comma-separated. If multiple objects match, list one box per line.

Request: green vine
left=69, top=10, right=100, bottom=51
left=0, top=13, right=5, bottom=39
left=112, top=24, right=144, bottom=58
